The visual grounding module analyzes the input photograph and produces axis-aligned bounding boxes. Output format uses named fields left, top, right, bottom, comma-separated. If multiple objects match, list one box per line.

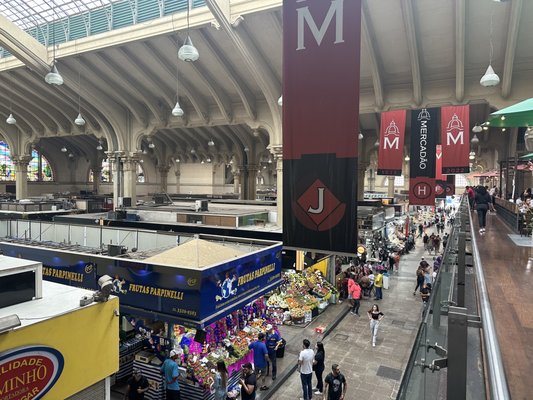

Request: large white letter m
left=446, top=130, right=464, bottom=146
left=296, top=0, right=345, bottom=50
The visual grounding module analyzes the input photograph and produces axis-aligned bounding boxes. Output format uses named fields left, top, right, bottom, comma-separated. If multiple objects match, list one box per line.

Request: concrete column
left=246, top=164, right=259, bottom=200
left=92, top=166, right=102, bottom=194
left=271, top=145, right=283, bottom=227
left=233, top=169, right=241, bottom=198
left=358, top=161, right=369, bottom=201
left=12, top=155, right=32, bottom=200
left=106, top=151, right=123, bottom=210
left=388, top=176, right=395, bottom=197
left=122, top=153, right=139, bottom=204
left=158, top=165, right=170, bottom=192
left=175, top=163, right=181, bottom=194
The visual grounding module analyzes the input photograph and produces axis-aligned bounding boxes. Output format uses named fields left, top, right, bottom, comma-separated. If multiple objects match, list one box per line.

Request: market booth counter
left=0, top=255, right=119, bottom=400
left=0, top=231, right=283, bottom=400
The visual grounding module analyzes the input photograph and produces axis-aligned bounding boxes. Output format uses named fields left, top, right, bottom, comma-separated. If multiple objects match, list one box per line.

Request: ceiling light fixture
left=483, top=126, right=489, bottom=131
left=45, top=5, right=64, bottom=86
left=68, top=153, right=74, bottom=158
left=178, top=0, right=199, bottom=62
left=74, top=58, right=85, bottom=126
left=480, top=8, right=500, bottom=87
left=404, top=155, right=410, bottom=161
left=374, top=139, right=380, bottom=148
left=6, top=114, right=16, bottom=125
left=244, top=146, right=250, bottom=152
left=148, top=142, right=155, bottom=149
left=172, top=60, right=184, bottom=117
left=190, top=148, right=196, bottom=154
left=208, top=139, right=215, bottom=146
left=61, top=146, right=67, bottom=153
left=471, top=134, right=480, bottom=144
left=472, top=124, right=483, bottom=133
left=358, top=132, right=364, bottom=140
left=278, top=95, right=283, bottom=107
left=96, top=139, right=103, bottom=151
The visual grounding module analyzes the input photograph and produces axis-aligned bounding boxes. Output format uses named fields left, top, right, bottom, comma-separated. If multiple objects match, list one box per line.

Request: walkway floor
left=271, top=230, right=440, bottom=400
left=473, top=211, right=533, bottom=400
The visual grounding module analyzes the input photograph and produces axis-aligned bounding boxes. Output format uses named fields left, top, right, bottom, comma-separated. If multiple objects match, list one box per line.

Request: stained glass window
left=0, top=141, right=53, bottom=181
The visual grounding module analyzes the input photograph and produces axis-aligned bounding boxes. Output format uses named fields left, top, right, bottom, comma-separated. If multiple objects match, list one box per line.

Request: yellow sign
left=0, top=298, right=119, bottom=399
left=357, top=245, right=366, bottom=254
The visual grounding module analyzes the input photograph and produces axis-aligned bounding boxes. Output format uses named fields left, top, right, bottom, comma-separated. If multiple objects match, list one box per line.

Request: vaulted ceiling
left=0, top=0, right=531, bottom=166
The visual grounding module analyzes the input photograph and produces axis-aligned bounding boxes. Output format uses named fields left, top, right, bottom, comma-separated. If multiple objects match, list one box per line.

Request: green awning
left=483, top=98, right=533, bottom=128
left=519, top=153, right=533, bottom=160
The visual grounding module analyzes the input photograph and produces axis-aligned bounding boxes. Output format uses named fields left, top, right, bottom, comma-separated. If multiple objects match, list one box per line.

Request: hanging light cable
left=45, top=4, right=64, bottom=86
left=6, top=71, right=16, bottom=125
left=178, top=0, right=199, bottom=62
left=172, top=59, right=184, bottom=117
left=74, top=59, right=85, bottom=126
left=480, top=7, right=500, bottom=87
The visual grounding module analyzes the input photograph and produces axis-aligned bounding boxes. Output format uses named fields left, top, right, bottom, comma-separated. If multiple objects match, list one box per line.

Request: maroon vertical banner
left=435, top=145, right=445, bottom=180
left=441, top=105, right=470, bottom=174
left=377, top=110, right=407, bottom=176
left=282, top=0, right=361, bottom=255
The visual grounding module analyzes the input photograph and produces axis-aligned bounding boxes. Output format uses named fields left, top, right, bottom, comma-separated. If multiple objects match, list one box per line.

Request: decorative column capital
left=12, top=155, right=32, bottom=167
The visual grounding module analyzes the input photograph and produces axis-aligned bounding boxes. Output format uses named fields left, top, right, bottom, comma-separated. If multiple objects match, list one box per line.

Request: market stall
left=266, top=267, right=337, bottom=326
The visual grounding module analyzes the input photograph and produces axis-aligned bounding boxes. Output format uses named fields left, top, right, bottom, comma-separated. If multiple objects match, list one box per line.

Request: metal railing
left=397, top=195, right=510, bottom=399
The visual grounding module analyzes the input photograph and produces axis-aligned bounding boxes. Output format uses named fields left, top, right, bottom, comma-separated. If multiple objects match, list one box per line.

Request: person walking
left=248, top=332, right=269, bottom=391
left=475, top=185, right=492, bottom=233
left=265, top=324, right=283, bottom=381
left=160, top=349, right=182, bottom=400
left=374, top=269, right=383, bottom=300
left=124, top=368, right=150, bottom=400
left=347, top=275, right=361, bottom=315
left=324, top=363, right=347, bottom=400
left=298, top=339, right=315, bottom=400
left=240, top=363, right=257, bottom=400
left=367, top=304, right=385, bottom=347
left=212, top=360, right=228, bottom=400
left=413, top=265, right=425, bottom=295
left=313, top=342, right=325, bottom=396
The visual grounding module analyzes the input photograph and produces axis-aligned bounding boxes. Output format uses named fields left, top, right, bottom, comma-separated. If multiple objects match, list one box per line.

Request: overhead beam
left=401, top=0, right=422, bottom=106
left=199, top=29, right=256, bottom=120
left=455, top=0, right=466, bottom=103
left=361, top=3, right=384, bottom=110
left=169, top=36, right=232, bottom=123
left=502, top=0, right=523, bottom=98
left=0, top=14, right=49, bottom=72
left=205, top=0, right=281, bottom=133
left=145, top=43, right=209, bottom=124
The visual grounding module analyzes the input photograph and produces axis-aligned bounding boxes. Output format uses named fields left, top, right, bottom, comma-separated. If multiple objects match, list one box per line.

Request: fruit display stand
left=266, top=269, right=337, bottom=326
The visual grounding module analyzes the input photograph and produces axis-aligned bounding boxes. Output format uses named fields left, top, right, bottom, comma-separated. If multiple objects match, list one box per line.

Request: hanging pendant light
left=6, top=114, right=16, bottom=125
left=45, top=5, right=63, bottom=86
left=178, top=1, right=199, bottom=62
left=208, top=139, right=215, bottom=147
left=471, top=134, right=480, bottom=144
left=278, top=95, right=283, bottom=107
left=96, top=140, right=103, bottom=151
left=172, top=54, right=185, bottom=117
left=61, top=146, right=67, bottom=153
left=172, top=101, right=184, bottom=117
left=358, top=132, right=364, bottom=140
left=472, top=124, right=483, bottom=133
left=480, top=8, right=500, bottom=87
left=74, top=60, right=85, bottom=125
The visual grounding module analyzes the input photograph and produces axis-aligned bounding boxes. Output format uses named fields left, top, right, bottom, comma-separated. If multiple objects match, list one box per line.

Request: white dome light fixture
left=172, top=101, right=184, bottom=117
left=6, top=114, right=16, bottom=125
left=45, top=63, right=64, bottom=86
left=277, top=95, right=283, bottom=107
left=208, top=139, right=215, bottom=147
left=358, top=132, right=364, bottom=140
left=148, top=142, right=155, bottom=149
left=61, top=146, right=67, bottom=153
left=472, top=124, right=483, bottom=133
left=404, top=155, right=410, bottom=161
left=480, top=65, right=500, bottom=87
left=74, top=113, right=86, bottom=126
left=471, top=134, right=480, bottom=144
left=178, top=1, right=199, bottom=62
left=96, top=140, right=103, bottom=151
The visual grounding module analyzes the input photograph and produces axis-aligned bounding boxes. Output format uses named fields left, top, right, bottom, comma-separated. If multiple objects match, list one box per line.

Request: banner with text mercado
left=282, top=0, right=361, bottom=255
left=441, top=105, right=470, bottom=174
left=378, top=110, right=407, bottom=176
